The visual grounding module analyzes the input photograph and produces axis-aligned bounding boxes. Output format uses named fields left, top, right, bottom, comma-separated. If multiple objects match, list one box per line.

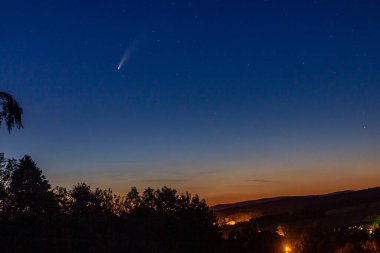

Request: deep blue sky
left=1, top=0, right=380, bottom=204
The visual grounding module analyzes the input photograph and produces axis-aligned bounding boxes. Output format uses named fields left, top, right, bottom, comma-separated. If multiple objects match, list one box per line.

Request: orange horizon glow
left=50, top=176, right=380, bottom=206
left=47, top=150, right=380, bottom=206
left=204, top=182, right=380, bottom=206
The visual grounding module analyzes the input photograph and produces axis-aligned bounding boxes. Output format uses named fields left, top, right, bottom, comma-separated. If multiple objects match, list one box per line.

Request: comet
left=117, top=38, right=139, bottom=71
left=117, top=48, right=131, bottom=70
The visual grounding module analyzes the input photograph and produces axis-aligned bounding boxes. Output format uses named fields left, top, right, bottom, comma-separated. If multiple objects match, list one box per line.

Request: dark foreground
left=1, top=155, right=380, bottom=253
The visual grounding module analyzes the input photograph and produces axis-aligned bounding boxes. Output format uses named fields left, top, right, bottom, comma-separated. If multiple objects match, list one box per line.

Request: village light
left=284, top=245, right=292, bottom=253
left=226, top=220, right=236, bottom=226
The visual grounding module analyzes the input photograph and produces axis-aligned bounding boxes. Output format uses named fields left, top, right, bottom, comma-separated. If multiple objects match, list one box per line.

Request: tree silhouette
left=0, top=155, right=11, bottom=217
left=124, top=186, right=141, bottom=212
left=69, top=183, right=115, bottom=216
left=5, top=155, right=56, bottom=218
left=122, top=186, right=222, bottom=253
left=70, top=182, right=94, bottom=215
left=0, top=91, right=23, bottom=133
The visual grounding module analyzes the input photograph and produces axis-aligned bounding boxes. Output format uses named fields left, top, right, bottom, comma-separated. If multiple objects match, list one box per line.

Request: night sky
left=1, top=0, right=380, bottom=204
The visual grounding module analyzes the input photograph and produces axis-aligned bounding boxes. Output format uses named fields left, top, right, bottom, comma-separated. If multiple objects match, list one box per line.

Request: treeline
left=0, top=155, right=223, bottom=253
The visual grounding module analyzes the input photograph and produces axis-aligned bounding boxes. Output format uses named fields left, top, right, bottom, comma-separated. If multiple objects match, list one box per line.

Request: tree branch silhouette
left=0, top=91, right=23, bottom=133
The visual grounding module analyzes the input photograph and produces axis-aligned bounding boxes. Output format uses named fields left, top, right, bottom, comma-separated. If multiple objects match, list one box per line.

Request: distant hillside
left=212, top=187, right=380, bottom=228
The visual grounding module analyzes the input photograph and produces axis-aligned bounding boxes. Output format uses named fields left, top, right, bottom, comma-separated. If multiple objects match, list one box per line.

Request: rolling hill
left=212, top=187, right=380, bottom=230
